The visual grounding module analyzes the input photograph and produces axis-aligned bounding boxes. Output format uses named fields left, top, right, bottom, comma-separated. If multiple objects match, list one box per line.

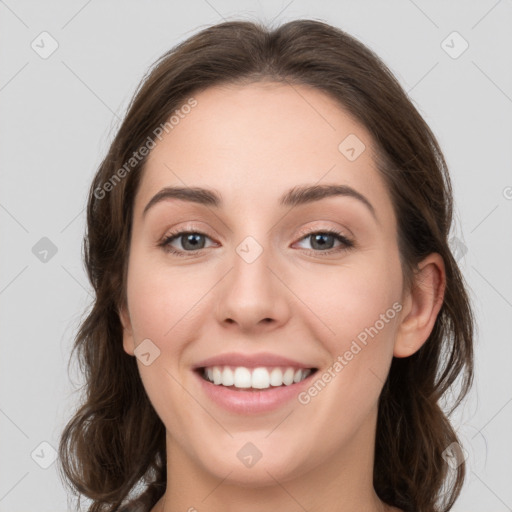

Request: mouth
left=196, top=365, right=318, bottom=391
left=191, top=352, right=320, bottom=413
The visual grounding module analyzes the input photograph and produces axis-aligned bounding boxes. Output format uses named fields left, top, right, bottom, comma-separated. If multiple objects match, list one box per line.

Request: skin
left=119, top=81, right=445, bottom=512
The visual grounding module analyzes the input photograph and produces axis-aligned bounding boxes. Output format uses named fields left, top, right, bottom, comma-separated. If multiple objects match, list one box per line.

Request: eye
left=294, top=229, right=355, bottom=255
left=158, top=230, right=216, bottom=256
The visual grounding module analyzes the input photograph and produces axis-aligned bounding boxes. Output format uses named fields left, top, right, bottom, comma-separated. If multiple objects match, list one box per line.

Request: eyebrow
left=142, top=183, right=377, bottom=222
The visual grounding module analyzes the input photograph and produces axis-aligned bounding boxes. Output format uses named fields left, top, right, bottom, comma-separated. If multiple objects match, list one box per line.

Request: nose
left=214, top=238, right=291, bottom=333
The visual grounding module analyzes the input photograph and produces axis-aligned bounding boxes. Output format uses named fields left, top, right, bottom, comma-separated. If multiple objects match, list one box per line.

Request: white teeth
left=221, top=367, right=234, bottom=386
left=283, top=368, right=295, bottom=385
left=233, top=367, right=252, bottom=388
left=212, top=366, right=222, bottom=385
left=269, top=367, right=283, bottom=386
left=202, top=366, right=313, bottom=389
left=251, top=367, right=269, bottom=389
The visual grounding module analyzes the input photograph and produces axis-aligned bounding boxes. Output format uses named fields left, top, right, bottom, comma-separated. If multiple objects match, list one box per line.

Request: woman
left=58, top=19, right=474, bottom=512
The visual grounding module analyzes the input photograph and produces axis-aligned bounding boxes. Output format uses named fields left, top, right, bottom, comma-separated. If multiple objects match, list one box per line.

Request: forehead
left=134, top=81, right=394, bottom=225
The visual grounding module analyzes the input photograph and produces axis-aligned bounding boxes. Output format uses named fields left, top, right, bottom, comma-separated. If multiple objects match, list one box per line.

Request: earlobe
left=118, top=305, right=135, bottom=356
left=393, top=253, right=446, bottom=358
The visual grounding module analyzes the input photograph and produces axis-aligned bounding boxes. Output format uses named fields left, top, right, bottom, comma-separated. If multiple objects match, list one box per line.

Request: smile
left=200, top=365, right=315, bottom=390
left=192, top=352, right=319, bottom=413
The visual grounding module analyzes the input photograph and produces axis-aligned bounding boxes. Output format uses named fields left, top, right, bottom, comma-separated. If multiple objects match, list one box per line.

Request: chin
left=198, top=442, right=313, bottom=487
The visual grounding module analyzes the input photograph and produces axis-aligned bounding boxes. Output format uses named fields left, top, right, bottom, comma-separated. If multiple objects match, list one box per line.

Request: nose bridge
left=215, top=229, right=290, bottom=329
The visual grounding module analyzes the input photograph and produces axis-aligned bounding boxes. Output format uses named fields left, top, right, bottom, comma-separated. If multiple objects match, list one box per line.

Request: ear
left=393, top=253, right=446, bottom=358
left=118, top=304, right=135, bottom=356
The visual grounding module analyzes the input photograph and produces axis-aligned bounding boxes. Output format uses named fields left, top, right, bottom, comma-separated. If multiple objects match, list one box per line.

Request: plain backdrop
left=1, top=1, right=511, bottom=511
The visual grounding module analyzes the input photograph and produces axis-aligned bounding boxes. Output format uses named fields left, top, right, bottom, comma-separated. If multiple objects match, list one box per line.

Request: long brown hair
left=58, top=19, right=474, bottom=512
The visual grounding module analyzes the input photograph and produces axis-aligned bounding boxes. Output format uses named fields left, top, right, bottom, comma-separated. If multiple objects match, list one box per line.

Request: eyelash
left=158, top=228, right=355, bottom=257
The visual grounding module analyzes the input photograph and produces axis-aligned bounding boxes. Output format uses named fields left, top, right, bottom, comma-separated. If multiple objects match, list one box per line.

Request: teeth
left=283, top=368, right=295, bottom=385
left=251, top=367, right=269, bottom=389
left=212, top=367, right=222, bottom=385
left=233, top=367, right=252, bottom=388
left=269, top=367, right=283, bottom=386
left=202, top=366, right=313, bottom=389
left=222, top=367, right=234, bottom=386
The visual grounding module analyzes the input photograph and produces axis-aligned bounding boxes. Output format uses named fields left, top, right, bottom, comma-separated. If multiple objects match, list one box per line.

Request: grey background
left=1, top=1, right=511, bottom=511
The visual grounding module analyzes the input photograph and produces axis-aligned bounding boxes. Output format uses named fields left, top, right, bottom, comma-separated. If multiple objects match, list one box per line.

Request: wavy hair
left=58, top=18, right=474, bottom=512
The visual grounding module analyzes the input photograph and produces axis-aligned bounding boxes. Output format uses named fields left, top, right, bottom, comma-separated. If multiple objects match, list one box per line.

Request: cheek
left=297, top=262, right=401, bottom=434
left=125, top=253, right=203, bottom=342
left=324, top=258, right=403, bottom=405
left=294, top=254, right=402, bottom=353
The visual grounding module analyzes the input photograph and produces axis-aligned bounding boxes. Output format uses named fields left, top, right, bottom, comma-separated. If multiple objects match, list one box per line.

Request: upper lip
left=192, top=352, right=317, bottom=370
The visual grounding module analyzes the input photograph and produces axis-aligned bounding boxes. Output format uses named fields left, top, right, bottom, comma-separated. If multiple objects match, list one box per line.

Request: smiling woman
left=57, top=18, right=474, bottom=512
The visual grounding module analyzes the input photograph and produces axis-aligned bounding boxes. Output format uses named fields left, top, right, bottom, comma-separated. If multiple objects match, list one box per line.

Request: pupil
left=183, top=233, right=204, bottom=250
left=311, top=233, right=333, bottom=250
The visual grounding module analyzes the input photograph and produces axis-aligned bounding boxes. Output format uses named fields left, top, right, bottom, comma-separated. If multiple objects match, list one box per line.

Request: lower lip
left=193, top=369, right=316, bottom=414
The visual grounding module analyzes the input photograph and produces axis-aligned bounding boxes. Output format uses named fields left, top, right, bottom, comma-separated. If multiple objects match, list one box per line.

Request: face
left=120, top=81, right=408, bottom=486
